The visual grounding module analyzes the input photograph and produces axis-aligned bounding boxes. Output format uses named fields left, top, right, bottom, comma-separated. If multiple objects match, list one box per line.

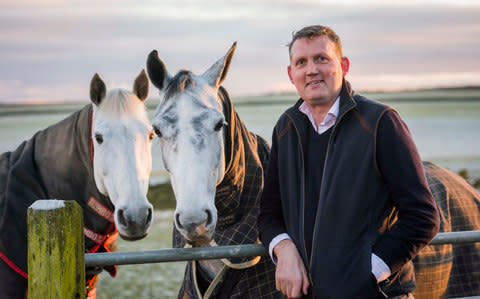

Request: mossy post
left=28, top=200, right=85, bottom=298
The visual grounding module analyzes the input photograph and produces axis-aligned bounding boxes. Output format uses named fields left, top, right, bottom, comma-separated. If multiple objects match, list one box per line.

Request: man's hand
left=273, top=239, right=309, bottom=298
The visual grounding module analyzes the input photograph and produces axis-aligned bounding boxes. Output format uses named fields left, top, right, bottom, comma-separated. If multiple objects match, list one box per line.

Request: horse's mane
left=96, top=88, right=148, bottom=121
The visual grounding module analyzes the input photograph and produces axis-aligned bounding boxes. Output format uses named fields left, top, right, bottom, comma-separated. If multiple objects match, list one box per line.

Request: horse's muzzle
left=175, top=209, right=216, bottom=244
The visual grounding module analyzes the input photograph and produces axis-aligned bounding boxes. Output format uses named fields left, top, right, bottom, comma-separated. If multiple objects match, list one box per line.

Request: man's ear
left=341, top=57, right=350, bottom=77
left=287, top=65, right=294, bottom=83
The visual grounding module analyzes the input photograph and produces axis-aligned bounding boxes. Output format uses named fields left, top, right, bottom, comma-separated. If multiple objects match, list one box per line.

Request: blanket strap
left=209, top=239, right=261, bottom=270
left=184, top=239, right=261, bottom=270
left=192, top=260, right=228, bottom=299
left=185, top=239, right=263, bottom=298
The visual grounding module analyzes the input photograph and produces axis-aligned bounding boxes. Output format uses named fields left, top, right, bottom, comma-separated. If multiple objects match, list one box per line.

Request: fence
left=27, top=200, right=480, bottom=298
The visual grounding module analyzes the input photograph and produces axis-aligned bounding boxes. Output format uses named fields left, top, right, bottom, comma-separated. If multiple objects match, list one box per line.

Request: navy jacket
left=258, top=81, right=440, bottom=298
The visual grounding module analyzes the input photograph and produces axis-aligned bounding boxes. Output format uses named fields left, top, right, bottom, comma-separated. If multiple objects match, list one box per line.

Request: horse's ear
left=133, top=69, right=149, bottom=102
left=90, top=73, right=106, bottom=106
left=203, top=42, right=237, bottom=88
left=146, top=50, right=170, bottom=91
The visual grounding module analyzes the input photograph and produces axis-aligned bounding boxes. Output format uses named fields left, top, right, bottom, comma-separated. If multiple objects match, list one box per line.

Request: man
left=258, top=25, right=440, bottom=298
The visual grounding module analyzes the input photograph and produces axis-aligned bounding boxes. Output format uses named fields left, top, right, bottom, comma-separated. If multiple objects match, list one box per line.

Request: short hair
left=288, top=25, right=343, bottom=60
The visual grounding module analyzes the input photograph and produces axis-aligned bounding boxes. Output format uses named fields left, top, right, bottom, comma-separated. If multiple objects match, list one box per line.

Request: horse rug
left=413, top=161, right=480, bottom=299
left=0, top=105, right=118, bottom=290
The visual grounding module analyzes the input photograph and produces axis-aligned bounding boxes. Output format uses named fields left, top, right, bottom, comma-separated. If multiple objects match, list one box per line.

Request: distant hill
left=232, top=85, right=480, bottom=105
left=1, top=86, right=479, bottom=116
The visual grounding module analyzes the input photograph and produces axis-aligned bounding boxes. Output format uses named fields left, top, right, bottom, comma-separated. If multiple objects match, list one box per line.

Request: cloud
left=349, top=72, right=480, bottom=91
left=0, top=1, right=479, bottom=103
left=0, top=79, right=88, bottom=104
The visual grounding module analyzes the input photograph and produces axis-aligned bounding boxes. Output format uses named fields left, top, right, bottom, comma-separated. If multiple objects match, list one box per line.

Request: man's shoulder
left=353, top=94, right=393, bottom=114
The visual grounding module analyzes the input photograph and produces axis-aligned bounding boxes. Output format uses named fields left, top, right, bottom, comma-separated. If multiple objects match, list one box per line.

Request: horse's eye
left=152, top=125, right=162, bottom=138
left=214, top=120, right=224, bottom=132
left=148, top=131, right=155, bottom=141
left=94, top=133, right=103, bottom=144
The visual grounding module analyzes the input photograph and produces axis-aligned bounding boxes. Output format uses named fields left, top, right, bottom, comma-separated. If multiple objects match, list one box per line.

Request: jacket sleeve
left=257, top=125, right=288, bottom=249
left=372, top=110, right=440, bottom=274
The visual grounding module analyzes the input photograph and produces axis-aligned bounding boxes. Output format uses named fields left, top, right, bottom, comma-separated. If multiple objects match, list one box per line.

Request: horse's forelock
left=164, top=70, right=195, bottom=100
left=97, top=88, right=148, bottom=121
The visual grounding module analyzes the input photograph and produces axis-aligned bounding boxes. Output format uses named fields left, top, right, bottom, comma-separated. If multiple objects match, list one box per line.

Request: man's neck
left=305, top=99, right=336, bottom=127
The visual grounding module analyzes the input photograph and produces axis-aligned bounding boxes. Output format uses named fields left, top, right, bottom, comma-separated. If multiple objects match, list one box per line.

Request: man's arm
left=258, top=127, right=310, bottom=298
left=373, top=110, right=440, bottom=274
left=258, top=127, right=288, bottom=249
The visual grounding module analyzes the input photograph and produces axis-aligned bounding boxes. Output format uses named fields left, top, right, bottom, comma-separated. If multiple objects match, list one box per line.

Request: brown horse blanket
left=413, top=161, right=480, bottom=299
left=172, top=87, right=279, bottom=298
left=0, top=105, right=117, bottom=294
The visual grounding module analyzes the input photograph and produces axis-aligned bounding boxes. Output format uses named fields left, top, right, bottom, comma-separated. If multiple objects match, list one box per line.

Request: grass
left=97, top=183, right=180, bottom=298
left=96, top=210, right=185, bottom=299
left=147, top=182, right=176, bottom=210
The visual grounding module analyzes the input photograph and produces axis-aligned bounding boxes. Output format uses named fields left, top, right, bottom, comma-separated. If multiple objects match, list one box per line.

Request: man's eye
left=296, top=59, right=305, bottom=66
left=316, top=56, right=328, bottom=63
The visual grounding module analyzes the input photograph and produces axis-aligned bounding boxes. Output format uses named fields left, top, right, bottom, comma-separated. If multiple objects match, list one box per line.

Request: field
left=1, top=88, right=480, bottom=298
left=96, top=211, right=185, bottom=298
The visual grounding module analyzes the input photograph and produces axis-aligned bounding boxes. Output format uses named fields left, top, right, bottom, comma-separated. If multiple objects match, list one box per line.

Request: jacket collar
left=286, top=79, right=357, bottom=131
left=336, top=79, right=356, bottom=124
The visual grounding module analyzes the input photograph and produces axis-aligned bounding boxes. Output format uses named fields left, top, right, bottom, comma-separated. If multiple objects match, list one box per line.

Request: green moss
left=28, top=201, right=85, bottom=298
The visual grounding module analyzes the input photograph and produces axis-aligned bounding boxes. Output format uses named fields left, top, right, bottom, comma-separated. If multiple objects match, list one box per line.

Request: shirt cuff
left=269, top=233, right=291, bottom=264
left=371, top=253, right=391, bottom=282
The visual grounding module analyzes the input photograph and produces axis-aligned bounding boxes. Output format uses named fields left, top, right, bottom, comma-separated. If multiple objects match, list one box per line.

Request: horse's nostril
left=145, top=207, right=153, bottom=226
left=206, top=209, right=212, bottom=226
left=118, top=209, right=127, bottom=227
left=175, top=213, right=184, bottom=230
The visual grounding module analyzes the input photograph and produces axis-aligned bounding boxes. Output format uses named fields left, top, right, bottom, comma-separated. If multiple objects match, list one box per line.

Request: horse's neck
left=35, top=105, right=98, bottom=201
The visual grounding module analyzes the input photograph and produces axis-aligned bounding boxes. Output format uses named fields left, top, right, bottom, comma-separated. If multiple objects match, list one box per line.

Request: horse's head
left=89, top=70, right=154, bottom=241
left=146, top=43, right=236, bottom=245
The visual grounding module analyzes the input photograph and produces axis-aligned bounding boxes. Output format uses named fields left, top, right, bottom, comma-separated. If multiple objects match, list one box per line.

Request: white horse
left=147, top=44, right=279, bottom=298
left=147, top=47, right=234, bottom=244
left=0, top=70, right=154, bottom=298
left=90, top=71, right=154, bottom=240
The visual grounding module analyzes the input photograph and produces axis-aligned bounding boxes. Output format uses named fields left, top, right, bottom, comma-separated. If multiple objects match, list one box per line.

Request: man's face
left=288, top=35, right=349, bottom=107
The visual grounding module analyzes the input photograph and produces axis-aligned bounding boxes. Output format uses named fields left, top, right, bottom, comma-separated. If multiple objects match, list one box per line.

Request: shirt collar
left=299, top=96, right=340, bottom=133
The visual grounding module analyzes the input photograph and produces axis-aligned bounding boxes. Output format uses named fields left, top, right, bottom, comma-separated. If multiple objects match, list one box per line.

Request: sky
left=0, top=0, right=479, bottom=104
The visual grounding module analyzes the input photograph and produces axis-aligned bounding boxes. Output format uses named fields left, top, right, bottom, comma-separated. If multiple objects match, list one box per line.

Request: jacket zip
left=286, top=115, right=309, bottom=268
left=307, top=103, right=356, bottom=270
left=285, top=96, right=356, bottom=295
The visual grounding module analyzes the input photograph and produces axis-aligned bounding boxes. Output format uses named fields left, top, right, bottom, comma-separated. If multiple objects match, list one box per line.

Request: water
left=1, top=100, right=479, bottom=179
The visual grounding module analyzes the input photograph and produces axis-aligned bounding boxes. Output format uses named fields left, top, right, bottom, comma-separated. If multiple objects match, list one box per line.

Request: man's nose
left=306, top=60, right=318, bottom=75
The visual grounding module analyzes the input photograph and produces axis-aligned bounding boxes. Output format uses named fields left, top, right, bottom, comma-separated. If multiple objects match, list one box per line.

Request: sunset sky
left=0, top=0, right=479, bottom=104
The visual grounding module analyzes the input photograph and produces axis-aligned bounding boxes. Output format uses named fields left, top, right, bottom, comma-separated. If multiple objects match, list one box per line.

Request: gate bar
left=85, top=243, right=267, bottom=267
left=85, top=230, right=480, bottom=267
left=429, top=230, right=480, bottom=245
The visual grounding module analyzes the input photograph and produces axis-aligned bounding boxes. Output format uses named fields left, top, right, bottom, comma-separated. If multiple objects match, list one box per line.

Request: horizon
left=1, top=0, right=480, bottom=104
left=2, top=85, right=480, bottom=107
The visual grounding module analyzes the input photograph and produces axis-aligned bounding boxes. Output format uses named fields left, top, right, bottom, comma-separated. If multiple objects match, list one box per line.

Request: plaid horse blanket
left=172, top=87, right=280, bottom=299
left=413, top=161, right=480, bottom=299
left=0, top=105, right=118, bottom=296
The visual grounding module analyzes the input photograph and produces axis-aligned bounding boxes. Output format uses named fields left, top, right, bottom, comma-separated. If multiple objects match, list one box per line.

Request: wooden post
left=28, top=200, right=85, bottom=298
